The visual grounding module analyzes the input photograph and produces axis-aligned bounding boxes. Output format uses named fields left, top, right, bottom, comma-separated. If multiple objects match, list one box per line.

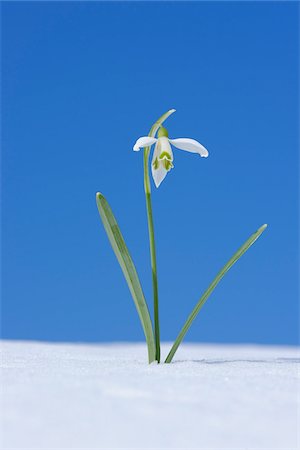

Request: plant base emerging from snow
left=96, top=109, right=267, bottom=364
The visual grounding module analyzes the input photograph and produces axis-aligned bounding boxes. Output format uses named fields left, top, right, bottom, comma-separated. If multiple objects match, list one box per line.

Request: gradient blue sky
left=2, top=1, right=299, bottom=346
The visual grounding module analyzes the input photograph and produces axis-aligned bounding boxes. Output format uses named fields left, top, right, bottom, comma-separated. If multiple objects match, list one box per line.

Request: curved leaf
left=165, top=224, right=268, bottom=363
left=96, top=192, right=156, bottom=363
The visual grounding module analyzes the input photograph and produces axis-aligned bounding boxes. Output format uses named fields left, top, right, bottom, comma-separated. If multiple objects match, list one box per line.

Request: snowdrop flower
left=133, top=126, right=209, bottom=187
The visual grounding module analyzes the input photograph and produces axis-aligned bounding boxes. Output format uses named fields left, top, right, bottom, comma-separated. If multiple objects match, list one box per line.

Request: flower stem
left=144, top=164, right=160, bottom=362
left=143, top=109, right=176, bottom=363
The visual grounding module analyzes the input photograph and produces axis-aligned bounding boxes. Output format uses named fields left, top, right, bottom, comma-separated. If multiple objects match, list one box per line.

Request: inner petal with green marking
left=159, top=151, right=172, bottom=161
left=152, top=150, right=174, bottom=173
left=163, top=159, right=174, bottom=171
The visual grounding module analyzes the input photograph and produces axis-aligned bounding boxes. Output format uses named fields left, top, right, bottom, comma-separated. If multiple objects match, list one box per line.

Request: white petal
left=133, top=136, right=157, bottom=151
left=152, top=163, right=168, bottom=188
left=169, top=138, right=209, bottom=157
left=151, top=139, right=161, bottom=162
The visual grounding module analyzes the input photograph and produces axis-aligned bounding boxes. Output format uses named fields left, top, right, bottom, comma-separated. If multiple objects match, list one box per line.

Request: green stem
left=144, top=159, right=160, bottom=362
left=143, top=109, right=176, bottom=363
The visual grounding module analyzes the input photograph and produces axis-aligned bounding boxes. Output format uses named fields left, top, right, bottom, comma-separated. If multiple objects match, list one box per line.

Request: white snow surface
left=1, top=341, right=299, bottom=450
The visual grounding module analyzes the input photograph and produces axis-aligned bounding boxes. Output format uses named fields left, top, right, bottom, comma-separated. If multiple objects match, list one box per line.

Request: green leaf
left=165, top=224, right=268, bottom=363
left=96, top=192, right=156, bottom=363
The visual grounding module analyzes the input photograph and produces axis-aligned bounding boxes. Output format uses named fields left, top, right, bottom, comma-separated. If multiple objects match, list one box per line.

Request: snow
left=1, top=341, right=299, bottom=449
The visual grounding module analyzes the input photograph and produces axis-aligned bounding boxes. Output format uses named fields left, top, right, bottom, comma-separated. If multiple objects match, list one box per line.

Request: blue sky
left=2, top=1, right=299, bottom=346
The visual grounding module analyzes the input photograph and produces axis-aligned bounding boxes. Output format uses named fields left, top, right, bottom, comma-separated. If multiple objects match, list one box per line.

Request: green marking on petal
left=159, top=151, right=172, bottom=160
left=152, top=157, right=159, bottom=170
left=163, top=159, right=174, bottom=171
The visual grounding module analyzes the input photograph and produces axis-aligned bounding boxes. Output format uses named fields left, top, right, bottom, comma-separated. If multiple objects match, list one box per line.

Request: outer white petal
left=133, top=136, right=157, bottom=151
left=169, top=138, right=209, bottom=157
left=151, top=139, right=161, bottom=162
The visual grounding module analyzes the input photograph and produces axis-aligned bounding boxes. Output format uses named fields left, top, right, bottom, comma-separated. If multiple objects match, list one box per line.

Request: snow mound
left=1, top=341, right=299, bottom=449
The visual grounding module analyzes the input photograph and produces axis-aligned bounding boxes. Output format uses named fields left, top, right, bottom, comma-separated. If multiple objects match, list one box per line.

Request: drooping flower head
left=133, top=125, right=208, bottom=187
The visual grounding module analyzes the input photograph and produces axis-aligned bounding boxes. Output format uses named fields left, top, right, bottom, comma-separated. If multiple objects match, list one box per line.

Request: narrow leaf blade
left=165, top=224, right=268, bottom=363
left=96, top=192, right=156, bottom=363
